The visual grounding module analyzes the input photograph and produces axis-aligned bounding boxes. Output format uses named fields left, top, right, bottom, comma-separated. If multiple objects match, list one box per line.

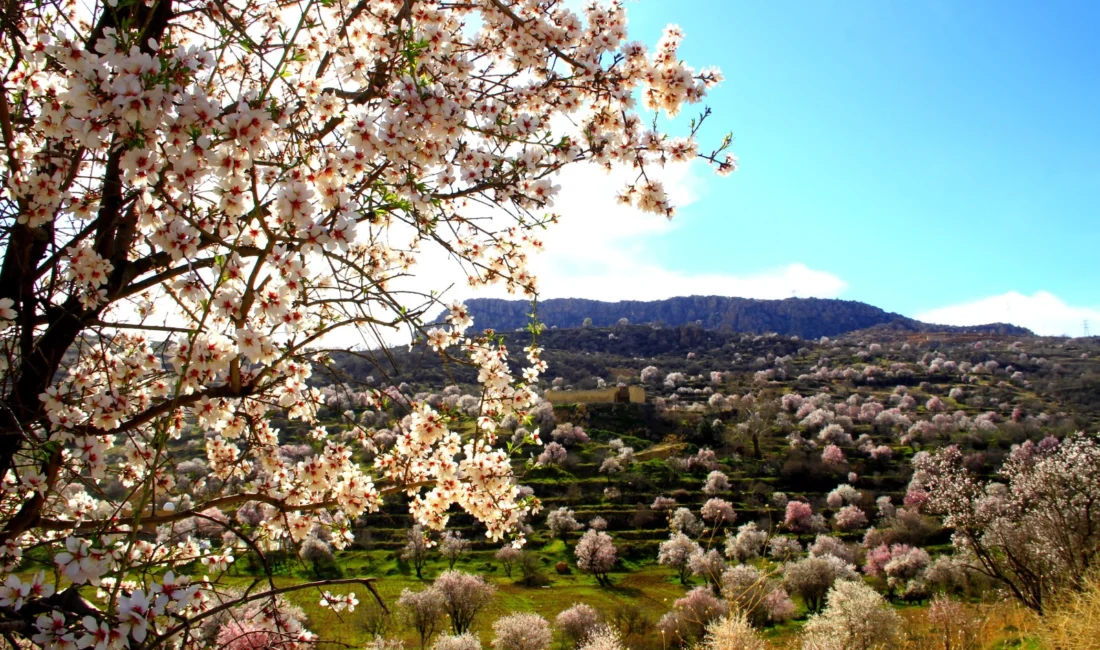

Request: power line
left=1085, top=320, right=1091, bottom=338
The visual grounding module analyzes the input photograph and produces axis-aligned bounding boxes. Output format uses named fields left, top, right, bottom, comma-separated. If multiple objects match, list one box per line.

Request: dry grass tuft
left=1040, top=571, right=1100, bottom=650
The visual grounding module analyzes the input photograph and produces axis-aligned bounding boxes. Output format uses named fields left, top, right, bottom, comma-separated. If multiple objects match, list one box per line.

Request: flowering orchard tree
left=725, top=521, right=767, bottom=562
left=783, top=556, right=858, bottom=614
left=698, top=615, right=765, bottom=650
left=669, top=507, right=703, bottom=536
left=821, top=444, right=846, bottom=468
left=555, top=603, right=601, bottom=649
left=767, top=536, right=802, bottom=561
left=399, top=587, right=447, bottom=650
left=911, top=433, right=1100, bottom=612
left=833, top=505, right=868, bottom=532
left=579, top=626, right=625, bottom=650
left=404, top=524, right=432, bottom=579
left=825, top=484, right=860, bottom=509
left=494, top=545, right=522, bottom=578
left=575, top=529, right=617, bottom=586
left=801, top=580, right=901, bottom=650
left=433, top=633, right=483, bottom=650
left=547, top=506, right=583, bottom=543
left=657, top=531, right=700, bottom=584
left=0, top=0, right=733, bottom=644
left=702, top=470, right=730, bottom=495
left=657, top=586, right=723, bottom=645
left=809, top=535, right=855, bottom=565
left=536, top=441, right=568, bottom=466
left=784, top=501, right=816, bottom=533
left=435, top=571, right=496, bottom=635
left=688, top=548, right=727, bottom=587
left=700, top=498, right=736, bottom=525
left=491, top=613, right=552, bottom=650
left=720, top=564, right=794, bottom=627
left=439, top=530, right=471, bottom=569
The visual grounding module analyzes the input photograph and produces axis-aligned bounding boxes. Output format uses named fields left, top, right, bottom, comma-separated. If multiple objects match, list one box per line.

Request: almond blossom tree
left=404, top=524, right=432, bottom=580
left=698, top=614, right=765, bottom=650
left=547, top=506, right=583, bottom=545
left=703, top=470, right=730, bottom=495
left=725, top=521, right=768, bottom=562
left=700, top=498, right=736, bottom=526
left=491, top=613, right=551, bottom=650
left=556, top=603, right=602, bottom=649
left=494, top=545, right=521, bottom=579
left=910, top=433, right=1100, bottom=612
left=399, top=587, right=447, bottom=650
left=800, top=580, right=901, bottom=650
left=784, top=501, right=816, bottom=533
left=783, top=556, right=858, bottom=614
left=433, top=633, right=482, bottom=650
left=435, top=571, right=496, bottom=635
left=657, top=587, right=724, bottom=646
left=833, top=505, right=868, bottom=532
left=0, top=0, right=733, bottom=645
left=439, top=530, right=472, bottom=570
left=658, top=531, right=701, bottom=584
left=575, top=529, right=617, bottom=586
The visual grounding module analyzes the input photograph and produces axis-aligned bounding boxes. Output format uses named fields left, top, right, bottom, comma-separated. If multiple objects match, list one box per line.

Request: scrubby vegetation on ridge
left=444, top=296, right=1034, bottom=340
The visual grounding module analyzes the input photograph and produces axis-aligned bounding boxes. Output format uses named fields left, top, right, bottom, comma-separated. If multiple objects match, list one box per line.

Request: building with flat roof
left=544, top=385, right=645, bottom=405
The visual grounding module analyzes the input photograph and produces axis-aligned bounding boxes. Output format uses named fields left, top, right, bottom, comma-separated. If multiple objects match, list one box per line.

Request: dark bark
left=0, top=0, right=174, bottom=534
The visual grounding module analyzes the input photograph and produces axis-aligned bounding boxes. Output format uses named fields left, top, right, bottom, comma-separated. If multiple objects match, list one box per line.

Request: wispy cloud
left=918, top=291, right=1100, bottom=337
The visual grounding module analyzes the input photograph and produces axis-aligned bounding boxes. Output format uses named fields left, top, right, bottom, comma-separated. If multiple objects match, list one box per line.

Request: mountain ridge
left=443, top=296, right=1032, bottom=339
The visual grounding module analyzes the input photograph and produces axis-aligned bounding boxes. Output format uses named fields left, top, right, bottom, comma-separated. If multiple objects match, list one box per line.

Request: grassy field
left=226, top=544, right=689, bottom=649
left=228, top=545, right=1042, bottom=650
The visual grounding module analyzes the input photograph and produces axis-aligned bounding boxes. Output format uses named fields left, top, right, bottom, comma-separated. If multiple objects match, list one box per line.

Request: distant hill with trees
left=447, top=296, right=1032, bottom=339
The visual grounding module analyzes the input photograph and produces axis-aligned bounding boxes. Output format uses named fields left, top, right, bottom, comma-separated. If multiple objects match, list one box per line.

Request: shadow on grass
left=603, top=583, right=644, bottom=598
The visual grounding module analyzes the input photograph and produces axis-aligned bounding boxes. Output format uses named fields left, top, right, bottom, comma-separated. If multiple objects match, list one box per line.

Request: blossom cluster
left=0, top=0, right=731, bottom=644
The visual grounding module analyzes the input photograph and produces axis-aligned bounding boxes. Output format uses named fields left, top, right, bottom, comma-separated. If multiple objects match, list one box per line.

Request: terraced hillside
left=335, top=328, right=1097, bottom=553
left=208, top=326, right=1100, bottom=648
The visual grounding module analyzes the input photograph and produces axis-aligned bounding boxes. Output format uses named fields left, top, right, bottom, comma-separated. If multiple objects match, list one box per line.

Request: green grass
left=241, top=550, right=689, bottom=649
left=220, top=545, right=1046, bottom=650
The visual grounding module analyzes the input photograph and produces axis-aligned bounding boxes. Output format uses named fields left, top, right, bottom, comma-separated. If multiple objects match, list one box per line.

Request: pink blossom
left=834, top=505, right=869, bottom=531
left=785, top=501, right=815, bottom=532
left=575, top=530, right=618, bottom=586
left=822, top=444, right=846, bottom=467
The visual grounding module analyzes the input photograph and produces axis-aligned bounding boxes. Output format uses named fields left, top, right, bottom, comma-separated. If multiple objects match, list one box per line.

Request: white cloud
left=917, top=291, right=1100, bottom=337
left=346, top=160, right=845, bottom=348
left=462, top=161, right=847, bottom=302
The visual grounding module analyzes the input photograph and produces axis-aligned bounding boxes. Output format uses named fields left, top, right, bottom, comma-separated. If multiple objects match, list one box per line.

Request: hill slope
left=450, top=296, right=1031, bottom=339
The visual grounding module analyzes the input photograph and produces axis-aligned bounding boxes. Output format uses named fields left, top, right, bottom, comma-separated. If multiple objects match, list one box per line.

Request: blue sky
left=522, top=0, right=1099, bottom=336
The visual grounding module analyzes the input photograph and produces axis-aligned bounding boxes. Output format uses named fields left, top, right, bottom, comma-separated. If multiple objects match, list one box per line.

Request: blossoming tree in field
left=910, top=433, right=1100, bottom=613
left=658, top=531, right=701, bottom=584
left=0, top=0, right=733, bottom=644
left=575, top=529, right=618, bottom=586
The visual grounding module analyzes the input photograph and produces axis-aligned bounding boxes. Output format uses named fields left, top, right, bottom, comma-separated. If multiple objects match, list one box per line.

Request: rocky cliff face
left=444, top=296, right=1031, bottom=339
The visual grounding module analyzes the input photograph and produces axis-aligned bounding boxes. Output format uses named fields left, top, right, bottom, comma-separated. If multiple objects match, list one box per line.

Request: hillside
left=446, top=296, right=1033, bottom=339
left=278, top=325, right=1100, bottom=647
left=114, top=321, right=1100, bottom=649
